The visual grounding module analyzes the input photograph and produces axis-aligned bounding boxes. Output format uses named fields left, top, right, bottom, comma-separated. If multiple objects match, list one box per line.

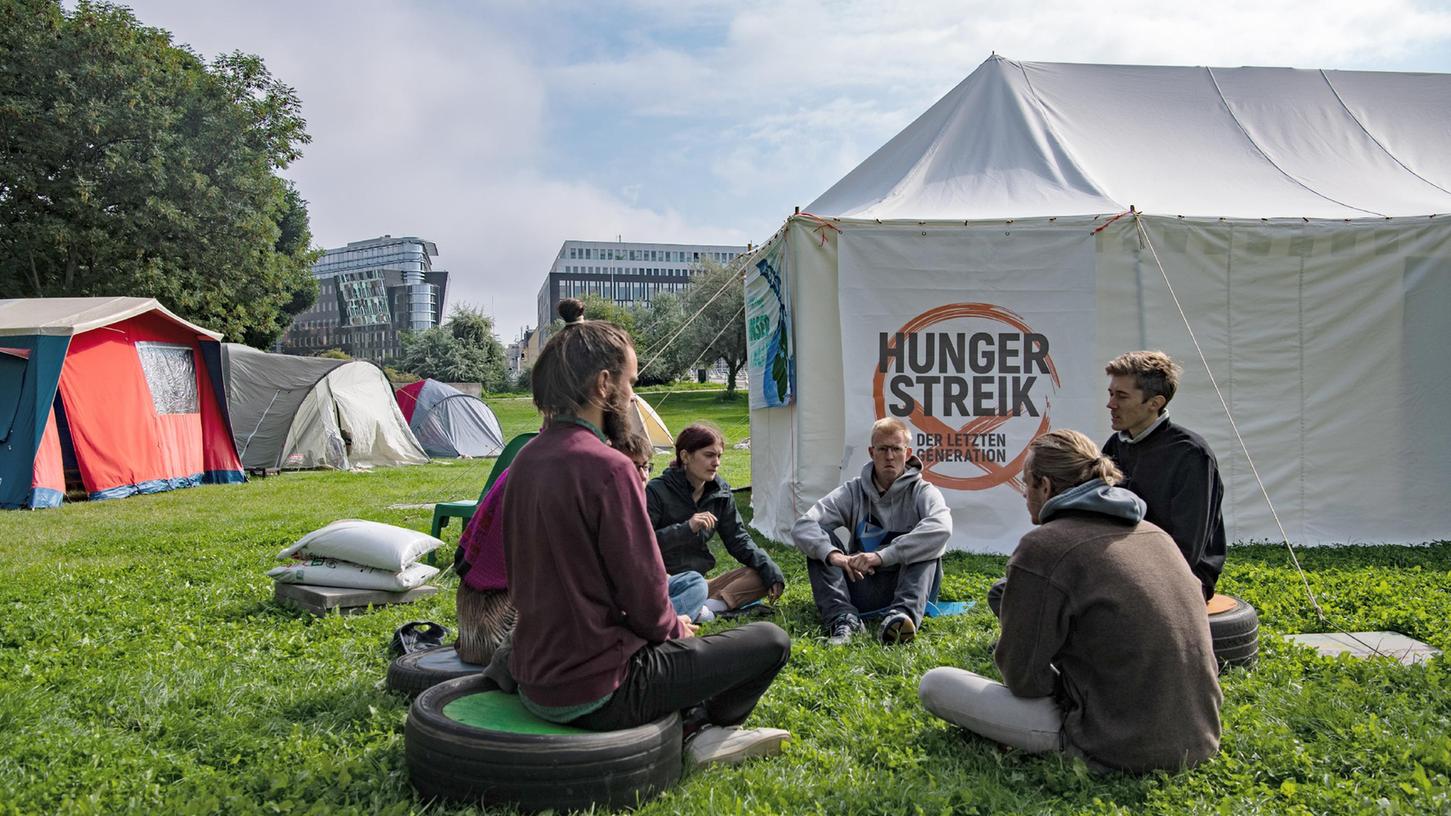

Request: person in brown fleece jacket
left=919, top=429, right=1221, bottom=773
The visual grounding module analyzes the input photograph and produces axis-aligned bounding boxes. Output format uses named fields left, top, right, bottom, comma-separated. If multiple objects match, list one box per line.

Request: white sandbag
left=268, top=558, right=439, bottom=591
left=277, top=519, right=443, bottom=571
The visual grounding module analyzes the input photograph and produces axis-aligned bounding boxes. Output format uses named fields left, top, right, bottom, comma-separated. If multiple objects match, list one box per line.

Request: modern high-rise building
left=536, top=239, right=747, bottom=333
left=279, top=235, right=449, bottom=362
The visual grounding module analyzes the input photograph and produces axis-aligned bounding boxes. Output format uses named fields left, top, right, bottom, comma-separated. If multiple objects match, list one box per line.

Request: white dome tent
left=222, top=344, right=428, bottom=471
left=744, top=56, right=1451, bottom=554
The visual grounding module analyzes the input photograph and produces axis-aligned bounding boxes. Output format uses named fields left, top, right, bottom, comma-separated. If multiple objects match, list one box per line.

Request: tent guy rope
left=638, top=259, right=745, bottom=378
left=1132, top=212, right=1391, bottom=657
left=1132, top=212, right=1322, bottom=615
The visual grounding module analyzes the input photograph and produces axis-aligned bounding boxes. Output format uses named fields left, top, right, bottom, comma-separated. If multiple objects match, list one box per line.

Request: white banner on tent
left=838, top=227, right=1101, bottom=553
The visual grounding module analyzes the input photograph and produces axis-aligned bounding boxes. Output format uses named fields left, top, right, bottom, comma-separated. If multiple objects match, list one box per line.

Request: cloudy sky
left=115, top=0, right=1451, bottom=340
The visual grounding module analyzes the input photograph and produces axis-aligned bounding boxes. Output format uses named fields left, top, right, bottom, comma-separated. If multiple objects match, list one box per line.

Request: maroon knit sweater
left=502, top=421, right=684, bottom=706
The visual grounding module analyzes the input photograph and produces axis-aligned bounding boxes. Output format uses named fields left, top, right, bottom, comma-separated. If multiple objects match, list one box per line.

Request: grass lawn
left=1, top=390, right=1448, bottom=814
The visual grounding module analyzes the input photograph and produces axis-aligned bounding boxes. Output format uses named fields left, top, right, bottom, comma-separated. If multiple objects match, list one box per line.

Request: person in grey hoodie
left=918, top=429, right=1221, bottom=773
left=790, top=418, right=952, bottom=645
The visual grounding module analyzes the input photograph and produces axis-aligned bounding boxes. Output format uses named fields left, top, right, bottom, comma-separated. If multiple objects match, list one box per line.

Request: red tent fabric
left=395, top=380, right=426, bottom=424
left=0, top=297, right=244, bottom=507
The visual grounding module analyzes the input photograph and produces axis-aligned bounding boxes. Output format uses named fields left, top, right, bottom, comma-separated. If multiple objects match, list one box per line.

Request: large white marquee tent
left=747, top=56, right=1451, bottom=554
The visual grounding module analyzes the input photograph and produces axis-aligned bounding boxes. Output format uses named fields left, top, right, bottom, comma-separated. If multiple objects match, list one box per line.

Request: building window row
left=562, top=265, right=703, bottom=276
left=557, top=279, right=691, bottom=301
left=567, top=247, right=738, bottom=263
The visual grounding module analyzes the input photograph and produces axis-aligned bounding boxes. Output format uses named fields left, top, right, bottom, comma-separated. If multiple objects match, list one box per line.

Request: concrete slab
left=274, top=582, right=439, bottom=616
left=1284, top=631, right=1441, bottom=665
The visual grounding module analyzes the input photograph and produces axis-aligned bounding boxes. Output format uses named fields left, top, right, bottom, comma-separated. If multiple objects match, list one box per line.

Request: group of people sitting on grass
left=451, top=297, right=1227, bottom=773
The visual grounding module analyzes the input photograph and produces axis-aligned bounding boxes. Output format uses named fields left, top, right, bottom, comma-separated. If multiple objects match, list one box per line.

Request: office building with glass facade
left=536, top=239, right=747, bottom=333
left=279, top=235, right=449, bottom=361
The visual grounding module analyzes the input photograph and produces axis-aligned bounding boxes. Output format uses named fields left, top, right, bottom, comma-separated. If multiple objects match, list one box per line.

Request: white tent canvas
left=633, top=395, right=674, bottom=451
left=223, top=344, right=427, bottom=471
left=748, top=57, right=1451, bottom=554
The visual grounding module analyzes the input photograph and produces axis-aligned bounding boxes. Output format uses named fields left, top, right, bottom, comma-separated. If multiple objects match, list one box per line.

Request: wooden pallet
left=274, top=581, right=438, bottom=616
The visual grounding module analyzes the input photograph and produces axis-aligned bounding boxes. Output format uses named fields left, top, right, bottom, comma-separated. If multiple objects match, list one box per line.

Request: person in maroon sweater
left=502, top=298, right=791, bottom=767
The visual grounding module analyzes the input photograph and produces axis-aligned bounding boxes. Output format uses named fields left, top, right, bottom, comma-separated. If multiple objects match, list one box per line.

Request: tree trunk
left=27, top=250, right=43, bottom=294
left=725, top=358, right=743, bottom=397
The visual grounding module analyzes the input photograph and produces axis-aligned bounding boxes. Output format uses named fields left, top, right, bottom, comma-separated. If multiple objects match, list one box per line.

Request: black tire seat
left=1207, top=593, right=1260, bottom=672
left=386, top=645, right=482, bottom=698
left=405, top=675, right=682, bottom=811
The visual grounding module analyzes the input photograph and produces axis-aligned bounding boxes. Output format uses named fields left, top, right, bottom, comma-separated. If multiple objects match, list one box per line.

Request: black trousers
left=807, top=557, right=942, bottom=629
left=572, top=622, right=791, bottom=732
left=988, top=577, right=1007, bottom=619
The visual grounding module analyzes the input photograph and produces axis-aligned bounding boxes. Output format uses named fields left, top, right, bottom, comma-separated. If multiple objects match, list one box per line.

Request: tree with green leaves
left=548, top=293, right=688, bottom=386
left=0, top=0, right=319, bottom=347
left=398, top=304, right=510, bottom=391
left=677, top=260, right=748, bottom=396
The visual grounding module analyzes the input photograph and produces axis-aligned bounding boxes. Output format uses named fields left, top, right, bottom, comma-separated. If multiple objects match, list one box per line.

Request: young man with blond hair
left=791, top=417, right=952, bottom=645
left=1102, top=351, right=1226, bottom=600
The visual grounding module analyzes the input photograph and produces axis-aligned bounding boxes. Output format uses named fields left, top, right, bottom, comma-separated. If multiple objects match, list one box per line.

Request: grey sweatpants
left=918, top=667, right=1064, bottom=754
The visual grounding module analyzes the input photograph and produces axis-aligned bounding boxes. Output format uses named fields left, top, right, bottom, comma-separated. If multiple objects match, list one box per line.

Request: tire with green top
left=405, top=674, right=682, bottom=811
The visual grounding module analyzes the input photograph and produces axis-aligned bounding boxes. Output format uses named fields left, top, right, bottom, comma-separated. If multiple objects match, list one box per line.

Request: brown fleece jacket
left=995, top=512, right=1222, bottom=772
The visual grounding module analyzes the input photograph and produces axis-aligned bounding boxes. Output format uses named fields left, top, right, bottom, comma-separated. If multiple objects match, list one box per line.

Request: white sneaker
left=696, top=605, right=716, bottom=623
left=685, top=725, right=790, bottom=767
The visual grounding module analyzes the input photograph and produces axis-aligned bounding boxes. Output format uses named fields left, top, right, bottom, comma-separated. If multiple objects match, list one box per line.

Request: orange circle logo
left=871, top=303, right=1060, bottom=495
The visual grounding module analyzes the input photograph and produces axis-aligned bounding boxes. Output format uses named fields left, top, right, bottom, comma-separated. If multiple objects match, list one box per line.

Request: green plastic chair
left=430, top=432, right=537, bottom=541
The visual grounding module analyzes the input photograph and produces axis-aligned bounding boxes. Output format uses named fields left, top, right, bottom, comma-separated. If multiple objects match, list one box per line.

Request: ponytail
left=1027, top=430, right=1122, bottom=495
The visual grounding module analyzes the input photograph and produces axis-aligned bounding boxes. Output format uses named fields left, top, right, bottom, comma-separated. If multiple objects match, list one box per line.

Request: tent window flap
left=136, top=342, right=198, bottom=415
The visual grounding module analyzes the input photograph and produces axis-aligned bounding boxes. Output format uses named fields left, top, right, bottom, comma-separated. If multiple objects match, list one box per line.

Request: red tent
left=0, top=297, right=244, bottom=508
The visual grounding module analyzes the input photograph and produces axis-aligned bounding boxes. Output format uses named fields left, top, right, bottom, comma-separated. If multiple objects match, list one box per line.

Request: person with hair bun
left=647, top=423, right=785, bottom=622
left=918, top=429, right=1221, bottom=773
left=501, top=298, right=792, bottom=767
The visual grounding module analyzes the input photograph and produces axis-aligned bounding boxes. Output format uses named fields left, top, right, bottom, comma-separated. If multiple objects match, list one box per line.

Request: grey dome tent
left=394, top=379, right=505, bottom=458
left=222, top=344, right=427, bottom=470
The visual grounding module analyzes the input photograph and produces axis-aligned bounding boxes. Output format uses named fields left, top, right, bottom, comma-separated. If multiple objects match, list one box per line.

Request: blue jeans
left=667, top=571, right=708, bottom=620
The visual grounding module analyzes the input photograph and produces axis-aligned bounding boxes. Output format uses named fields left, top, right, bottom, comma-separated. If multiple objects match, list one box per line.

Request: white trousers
left=918, top=667, right=1064, bottom=753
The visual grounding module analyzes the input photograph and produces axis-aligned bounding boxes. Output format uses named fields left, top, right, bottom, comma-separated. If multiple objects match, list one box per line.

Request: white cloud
left=106, top=0, right=1451, bottom=337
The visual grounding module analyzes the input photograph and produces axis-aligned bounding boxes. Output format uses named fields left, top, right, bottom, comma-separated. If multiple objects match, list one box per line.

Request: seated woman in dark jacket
left=646, top=424, right=785, bottom=621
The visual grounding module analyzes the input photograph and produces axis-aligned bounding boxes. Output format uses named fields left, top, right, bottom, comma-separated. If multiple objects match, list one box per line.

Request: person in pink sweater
left=453, top=466, right=515, bottom=664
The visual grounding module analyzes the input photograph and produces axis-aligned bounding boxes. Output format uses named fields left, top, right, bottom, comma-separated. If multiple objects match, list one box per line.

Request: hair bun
left=558, top=298, right=585, bottom=324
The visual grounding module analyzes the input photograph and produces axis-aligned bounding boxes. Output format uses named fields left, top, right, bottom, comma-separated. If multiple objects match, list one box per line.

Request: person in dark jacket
left=1102, top=350, right=1226, bottom=600
left=647, top=424, right=785, bottom=622
left=503, top=298, right=791, bottom=767
left=620, top=431, right=709, bottom=619
left=920, top=429, right=1221, bottom=773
